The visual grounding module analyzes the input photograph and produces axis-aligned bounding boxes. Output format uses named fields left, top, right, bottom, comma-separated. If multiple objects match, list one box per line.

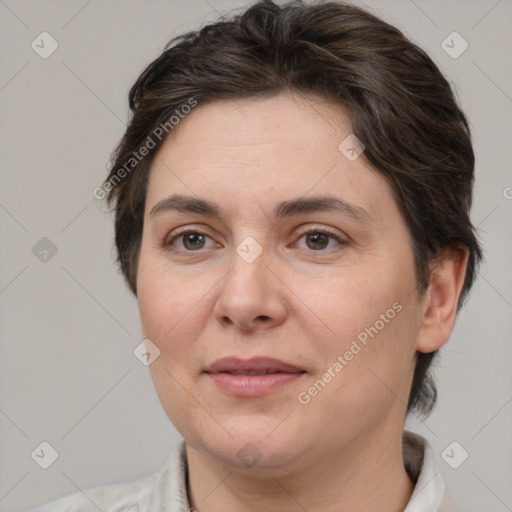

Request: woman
left=30, top=0, right=481, bottom=510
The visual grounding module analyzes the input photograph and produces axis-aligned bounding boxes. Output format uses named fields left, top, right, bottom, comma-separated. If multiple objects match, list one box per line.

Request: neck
left=185, top=428, right=414, bottom=512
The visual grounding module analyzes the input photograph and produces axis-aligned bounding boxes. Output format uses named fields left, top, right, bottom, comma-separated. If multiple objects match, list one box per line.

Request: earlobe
left=416, top=247, right=469, bottom=354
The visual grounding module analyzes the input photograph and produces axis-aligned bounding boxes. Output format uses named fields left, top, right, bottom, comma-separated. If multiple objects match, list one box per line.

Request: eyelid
left=294, top=224, right=344, bottom=239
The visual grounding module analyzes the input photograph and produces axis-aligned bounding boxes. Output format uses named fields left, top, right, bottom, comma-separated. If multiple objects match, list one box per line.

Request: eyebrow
left=149, top=194, right=373, bottom=223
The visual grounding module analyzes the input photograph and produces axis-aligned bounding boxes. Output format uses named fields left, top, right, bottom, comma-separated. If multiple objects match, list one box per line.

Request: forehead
left=145, top=93, right=398, bottom=225
left=159, top=93, right=354, bottom=166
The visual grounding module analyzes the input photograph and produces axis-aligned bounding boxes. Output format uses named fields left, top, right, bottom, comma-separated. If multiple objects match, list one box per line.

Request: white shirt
left=28, top=431, right=461, bottom=512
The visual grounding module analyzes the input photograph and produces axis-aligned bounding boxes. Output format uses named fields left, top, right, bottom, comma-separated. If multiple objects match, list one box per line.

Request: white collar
left=402, top=430, right=445, bottom=511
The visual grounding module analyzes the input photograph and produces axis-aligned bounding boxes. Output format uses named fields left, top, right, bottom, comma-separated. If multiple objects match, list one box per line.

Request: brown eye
left=305, top=232, right=330, bottom=250
left=294, top=228, right=346, bottom=252
left=167, top=230, right=214, bottom=251
left=182, top=232, right=207, bottom=250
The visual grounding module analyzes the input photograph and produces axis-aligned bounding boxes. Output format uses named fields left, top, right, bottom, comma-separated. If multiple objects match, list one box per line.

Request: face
left=137, top=93, right=424, bottom=472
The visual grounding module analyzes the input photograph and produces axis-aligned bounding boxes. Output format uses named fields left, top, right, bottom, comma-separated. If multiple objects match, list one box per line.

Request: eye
left=293, top=228, right=347, bottom=252
left=166, top=230, right=215, bottom=251
left=164, top=227, right=347, bottom=254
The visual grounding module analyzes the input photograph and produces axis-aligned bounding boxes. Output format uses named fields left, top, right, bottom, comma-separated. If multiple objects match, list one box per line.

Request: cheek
left=136, top=258, right=210, bottom=435
left=137, top=253, right=201, bottom=337
left=297, top=265, right=418, bottom=397
left=300, top=267, right=406, bottom=347
left=137, top=259, right=196, bottom=373
left=295, top=305, right=417, bottom=444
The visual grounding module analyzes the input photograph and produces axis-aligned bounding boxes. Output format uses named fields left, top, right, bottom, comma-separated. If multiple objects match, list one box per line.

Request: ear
left=416, top=247, right=469, bottom=354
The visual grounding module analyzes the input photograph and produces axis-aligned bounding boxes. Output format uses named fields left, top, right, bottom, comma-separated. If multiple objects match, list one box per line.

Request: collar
left=403, top=430, right=445, bottom=511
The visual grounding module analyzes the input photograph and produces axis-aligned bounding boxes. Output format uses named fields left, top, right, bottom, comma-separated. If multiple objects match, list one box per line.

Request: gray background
left=0, top=0, right=510, bottom=511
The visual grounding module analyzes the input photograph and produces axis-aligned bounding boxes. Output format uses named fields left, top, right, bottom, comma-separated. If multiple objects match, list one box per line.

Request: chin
left=186, top=418, right=314, bottom=471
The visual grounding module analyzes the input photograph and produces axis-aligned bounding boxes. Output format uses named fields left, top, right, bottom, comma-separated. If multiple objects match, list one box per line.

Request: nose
left=213, top=245, right=288, bottom=332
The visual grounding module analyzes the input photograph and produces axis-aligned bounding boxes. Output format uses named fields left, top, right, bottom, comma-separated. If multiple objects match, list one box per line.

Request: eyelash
left=164, top=226, right=347, bottom=254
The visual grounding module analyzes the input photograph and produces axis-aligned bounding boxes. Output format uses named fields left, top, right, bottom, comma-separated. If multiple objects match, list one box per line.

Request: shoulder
left=438, top=491, right=467, bottom=512
left=27, top=442, right=188, bottom=512
left=27, top=472, right=156, bottom=512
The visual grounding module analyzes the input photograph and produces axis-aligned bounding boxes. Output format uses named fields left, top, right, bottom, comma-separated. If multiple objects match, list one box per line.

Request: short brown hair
left=103, top=0, right=482, bottom=417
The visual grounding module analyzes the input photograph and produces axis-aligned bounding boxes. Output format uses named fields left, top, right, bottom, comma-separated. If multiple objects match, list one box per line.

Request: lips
left=204, top=357, right=306, bottom=397
left=205, top=357, right=304, bottom=375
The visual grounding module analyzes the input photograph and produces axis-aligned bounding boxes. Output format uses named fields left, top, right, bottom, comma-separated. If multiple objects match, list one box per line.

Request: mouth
left=215, top=369, right=294, bottom=375
left=204, top=357, right=306, bottom=397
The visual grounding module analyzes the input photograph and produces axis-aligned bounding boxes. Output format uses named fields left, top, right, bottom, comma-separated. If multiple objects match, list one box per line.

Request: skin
left=136, top=92, right=468, bottom=512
